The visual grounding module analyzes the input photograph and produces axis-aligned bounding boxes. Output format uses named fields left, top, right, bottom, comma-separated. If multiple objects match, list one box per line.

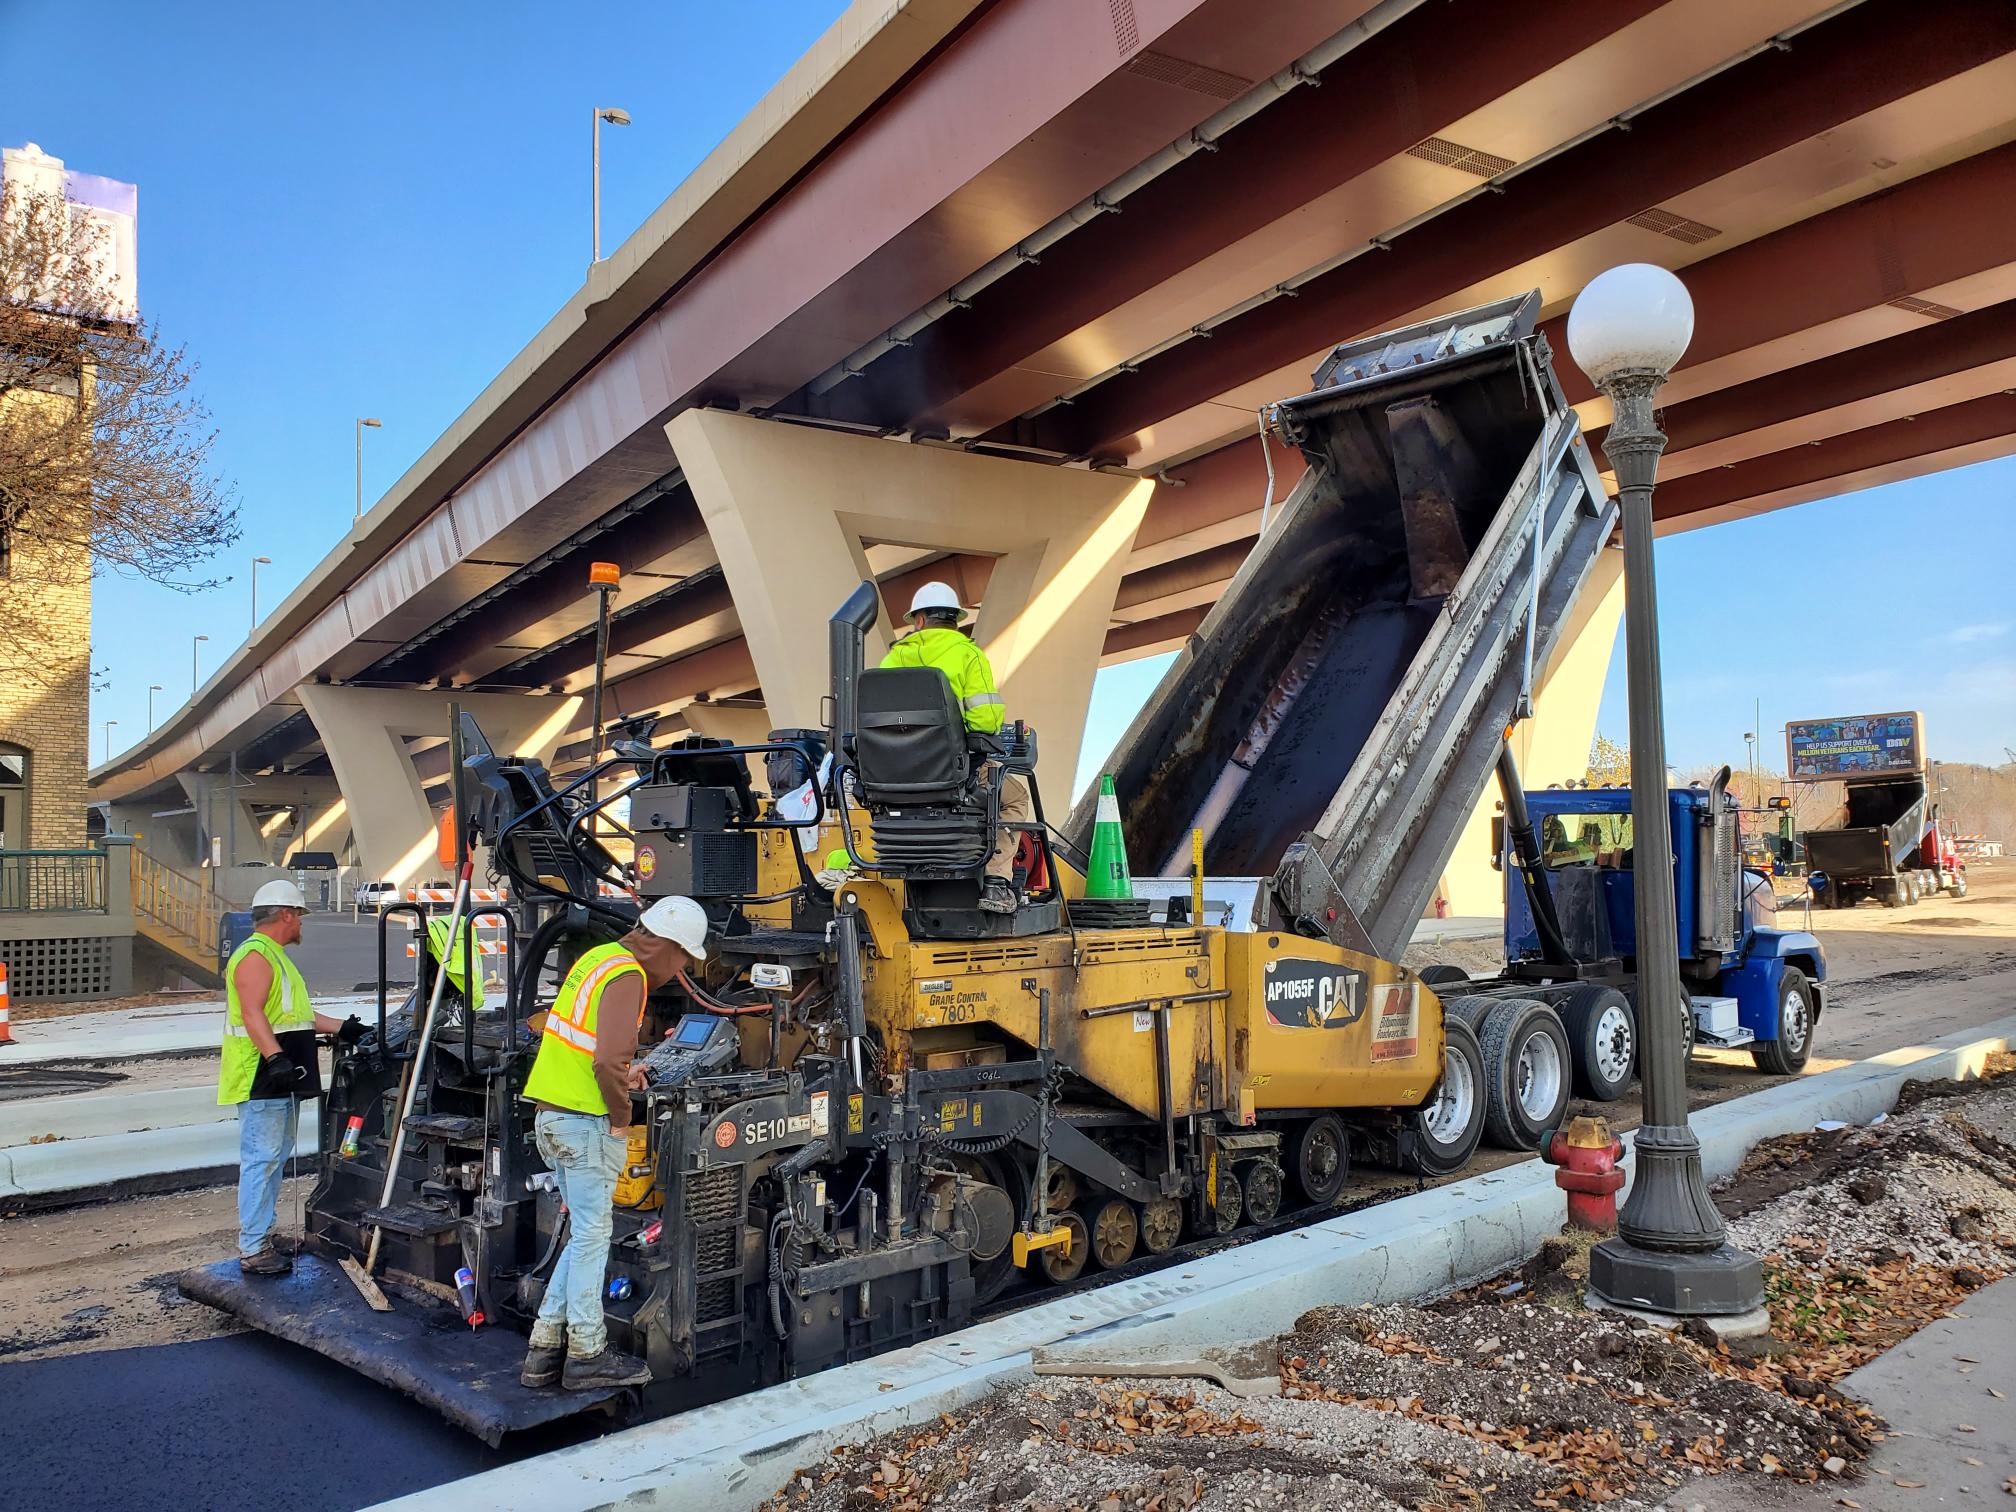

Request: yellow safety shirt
left=880, top=626, right=1005, bottom=734
left=520, top=941, right=646, bottom=1117
left=217, top=933, right=316, bottom=1105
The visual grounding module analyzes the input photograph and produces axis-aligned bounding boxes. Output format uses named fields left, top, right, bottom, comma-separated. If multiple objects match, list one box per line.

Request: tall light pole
left=192, top=633, right=210, bottom=694
left=102, top=719, right=118, bottom=765
left=1569, top=264, right=1763, bottom=1324
left=251, top=555, right=273, bottom=630
left=355, top=417, right=382, bottom=520
left=591, top=106, right=631, bottom=265
left=148, top=684, right=163, bottom=731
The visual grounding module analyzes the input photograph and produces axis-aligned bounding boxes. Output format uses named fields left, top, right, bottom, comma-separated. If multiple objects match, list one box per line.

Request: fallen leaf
left=1896, top=1480, right=1927, bottom=1489
left=1957, top=1424, right=1977, bottom=1433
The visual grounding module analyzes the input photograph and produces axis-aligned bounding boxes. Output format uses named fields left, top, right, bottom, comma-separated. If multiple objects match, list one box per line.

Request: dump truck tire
left=1749, top=966, right=1814, bottom=1076
left=1417, top=964, right=1470, bottom=987
left=1560, top=984, right=1636, bottom=1102
left=1477, top=997, right=1571, bottom=1150
left=1438, top=993, right=1501, bottom=1031
left=1397, top=1017, right=1486, bottom=1176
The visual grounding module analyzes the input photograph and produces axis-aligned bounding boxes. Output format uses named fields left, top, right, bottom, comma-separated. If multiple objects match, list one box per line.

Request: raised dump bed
left=1069, top=291, right=1618, bottom=962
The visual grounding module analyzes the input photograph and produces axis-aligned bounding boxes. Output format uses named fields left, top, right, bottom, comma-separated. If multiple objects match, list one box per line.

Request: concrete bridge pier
left=298, top=685, right=582, bottom=886
left=668, top=409, right=1157, bottom=801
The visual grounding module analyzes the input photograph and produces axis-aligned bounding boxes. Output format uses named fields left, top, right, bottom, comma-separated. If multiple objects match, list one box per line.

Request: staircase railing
left=130, top=846, right=224, bottom=962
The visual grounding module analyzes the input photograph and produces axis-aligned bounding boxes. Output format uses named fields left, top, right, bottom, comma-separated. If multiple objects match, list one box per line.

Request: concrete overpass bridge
left=89, top=0, right=2016, bottom=927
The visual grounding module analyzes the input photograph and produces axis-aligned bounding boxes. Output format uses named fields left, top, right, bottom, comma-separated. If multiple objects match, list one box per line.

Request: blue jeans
left=237, top=1098, right=294, bottom=1256
left=531, top=1109, right=625, bottom=1358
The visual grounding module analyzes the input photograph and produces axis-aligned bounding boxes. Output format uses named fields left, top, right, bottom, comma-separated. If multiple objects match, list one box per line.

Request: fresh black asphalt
left=0, top=1331, right=601, bottom=1510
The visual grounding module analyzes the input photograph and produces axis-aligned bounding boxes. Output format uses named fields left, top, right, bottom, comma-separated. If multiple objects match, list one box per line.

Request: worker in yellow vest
left=881, top=581, right=1029, bottom=914
left=219, top=879, right=363, bottom=1276
left=518, top=893, right=710, bottom=1392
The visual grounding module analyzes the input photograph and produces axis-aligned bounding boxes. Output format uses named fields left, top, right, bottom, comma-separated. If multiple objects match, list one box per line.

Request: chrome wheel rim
left=1424, top=1044, right=1477, bottom=1145
left=1593, top=1003, right=1634, bottom=1085
left=1516, top=1027, right=1565, bottom=1120
left=1781, top=985, right=1810, bottom=1054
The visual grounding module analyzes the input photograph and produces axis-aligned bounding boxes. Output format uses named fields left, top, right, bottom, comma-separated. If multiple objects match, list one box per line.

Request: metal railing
left=129, top=846, right=224, bottom=956
left=0, top=848, right=108, bottom=912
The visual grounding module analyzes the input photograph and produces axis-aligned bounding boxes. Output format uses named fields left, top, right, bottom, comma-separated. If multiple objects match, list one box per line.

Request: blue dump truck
left=1424, top=768, right=1827, bottom=1106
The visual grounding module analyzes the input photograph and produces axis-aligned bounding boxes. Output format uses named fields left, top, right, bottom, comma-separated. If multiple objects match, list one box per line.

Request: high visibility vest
left=880, top=626, right=1005, bottom=734
left=217, top=932, right=315, bottom=1106
left=521, top=941, right=646, bottom=1117
left=425, top=915, right=486, bottom=1010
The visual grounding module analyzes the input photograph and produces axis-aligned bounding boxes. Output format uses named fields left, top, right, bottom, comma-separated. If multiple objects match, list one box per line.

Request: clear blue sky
left=6, top=3, right=2010, bottom=782
left=3, top=0, right=848, bottom=763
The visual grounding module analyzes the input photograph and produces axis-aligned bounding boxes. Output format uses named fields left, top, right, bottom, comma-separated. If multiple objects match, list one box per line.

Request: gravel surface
left=763, top=1062, right=2015, bottom=1512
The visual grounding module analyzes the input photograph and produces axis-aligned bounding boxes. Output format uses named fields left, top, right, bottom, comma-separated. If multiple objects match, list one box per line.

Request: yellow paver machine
left=182, top=292, right=1621, bottom=1440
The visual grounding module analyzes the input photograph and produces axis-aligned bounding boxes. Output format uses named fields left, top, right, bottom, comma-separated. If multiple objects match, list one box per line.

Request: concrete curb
left=368, top=1014, right=2015, bottom=1512
left=0, top=1084, right=230, bottom=1146
left=0, top=1105, right=317, bottom=1203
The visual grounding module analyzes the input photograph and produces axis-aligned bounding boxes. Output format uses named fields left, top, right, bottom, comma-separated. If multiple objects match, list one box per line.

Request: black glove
left=262, top=1051, right=309, bottom=1088
left=334, top=1015, right=366, bottom=1047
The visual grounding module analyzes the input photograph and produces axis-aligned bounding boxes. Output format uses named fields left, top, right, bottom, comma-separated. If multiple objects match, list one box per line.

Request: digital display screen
left=673, top=1016, right=715, bottom=1047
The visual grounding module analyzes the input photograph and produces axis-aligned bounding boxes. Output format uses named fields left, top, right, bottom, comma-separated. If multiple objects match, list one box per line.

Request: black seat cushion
left=856, top=667, right=970, bottom=803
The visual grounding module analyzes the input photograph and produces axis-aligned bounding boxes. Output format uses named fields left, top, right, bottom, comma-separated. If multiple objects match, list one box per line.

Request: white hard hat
left=905, top=580, right=968, bottom=621
left=637, top=894, right=709, bottom=959
left=251, top=878, right=307, bottom=910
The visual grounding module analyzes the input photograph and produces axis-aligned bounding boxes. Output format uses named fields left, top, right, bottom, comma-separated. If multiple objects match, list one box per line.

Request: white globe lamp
left=1566, top=263, right=1694, bottom=386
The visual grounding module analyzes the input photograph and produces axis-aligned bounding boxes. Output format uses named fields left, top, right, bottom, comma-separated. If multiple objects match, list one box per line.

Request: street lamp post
left=102, top=719, right=118, bottom=764
left=591, top=107, right=631, bottom=265
left=355, top=418, right=382, bottom=520
left=1569, top=264, right=1764, bottom=1323
left=251, top=555, right=272, bottom=630
left=148, top=684, right=163, bottom=731
left=192, top=633, right=210, bottom=694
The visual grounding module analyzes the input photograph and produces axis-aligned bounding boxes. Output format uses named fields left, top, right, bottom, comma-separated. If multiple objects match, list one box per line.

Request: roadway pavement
left=0, top=1332, right=549, bottom=1511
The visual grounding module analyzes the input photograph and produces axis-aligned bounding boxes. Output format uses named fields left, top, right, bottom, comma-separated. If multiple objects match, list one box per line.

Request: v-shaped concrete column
left=298, top=685, right=582, bottom=884
left=668, top=410, right=1155, bottom=799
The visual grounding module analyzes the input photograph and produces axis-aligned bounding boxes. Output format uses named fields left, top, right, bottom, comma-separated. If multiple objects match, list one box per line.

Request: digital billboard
left=1785, top=711, right=1923, bottom=781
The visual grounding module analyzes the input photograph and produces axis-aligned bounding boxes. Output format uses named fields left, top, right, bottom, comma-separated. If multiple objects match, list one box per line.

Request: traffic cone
left=1083, top=775, right=1134, bottom=900
left=0, top=961, right=13, bottom=1046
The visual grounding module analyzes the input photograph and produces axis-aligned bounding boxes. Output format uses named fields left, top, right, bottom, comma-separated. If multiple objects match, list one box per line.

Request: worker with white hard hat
left=881, top=580, right=1029, bottom=914
left=518, top=894, right=710, bottom=1393
left=219, top=877, right=364, bottom=1277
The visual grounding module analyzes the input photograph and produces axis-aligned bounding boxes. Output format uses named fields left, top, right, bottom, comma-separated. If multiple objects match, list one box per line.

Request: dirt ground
left=762, top=1061, right=2016, bottom=1512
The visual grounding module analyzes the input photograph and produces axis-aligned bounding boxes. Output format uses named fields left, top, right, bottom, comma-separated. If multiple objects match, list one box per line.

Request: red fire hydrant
left=1541, top=1116, right=1627, bottom=1234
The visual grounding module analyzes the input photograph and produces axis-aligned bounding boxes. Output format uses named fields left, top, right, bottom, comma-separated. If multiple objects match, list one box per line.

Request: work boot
left=562, top=1347, right=652, bottom=1391
left=239, top=1245, right=292, bottom=1277
left=519, top=1343, right=565, bottom=1389
left=979, top=877, right=1019, bottom=915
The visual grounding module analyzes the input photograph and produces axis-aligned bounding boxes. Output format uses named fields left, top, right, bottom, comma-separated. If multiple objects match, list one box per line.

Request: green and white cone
left=1083, top=773, right=1134, bottom=900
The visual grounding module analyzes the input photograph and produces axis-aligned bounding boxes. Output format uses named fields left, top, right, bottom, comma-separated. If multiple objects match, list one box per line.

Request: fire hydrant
left=1541, top=1116, right=1627, bottom=1234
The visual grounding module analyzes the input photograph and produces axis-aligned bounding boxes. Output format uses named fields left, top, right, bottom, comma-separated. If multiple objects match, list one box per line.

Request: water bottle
left=339, top=1116, right=364, bottom=1158
left=454, top=1266, right=485, bottom=1328
left=606, top=1275, right=633, bottom=1302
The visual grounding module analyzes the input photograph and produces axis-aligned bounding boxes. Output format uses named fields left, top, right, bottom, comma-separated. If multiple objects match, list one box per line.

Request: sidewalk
left=1667, top=1275, right=2016, bottom=1510
left=3, top=991, right=377, bottom=1065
